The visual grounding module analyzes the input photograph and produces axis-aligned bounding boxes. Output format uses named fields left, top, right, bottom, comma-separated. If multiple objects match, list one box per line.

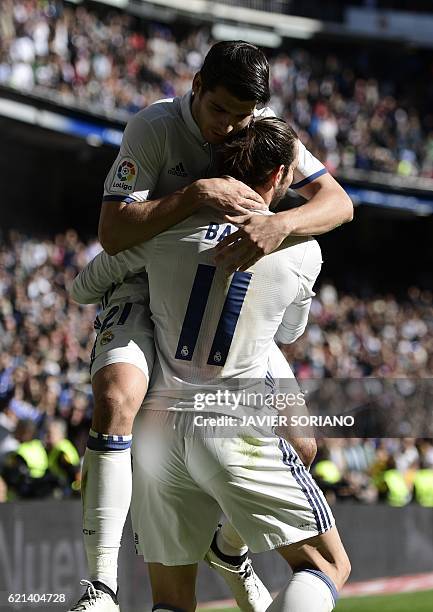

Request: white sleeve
left=291, top=140, right=327, bottom=190
left=70, top=245, right=149, bottom=304
left=254, top=106, right=276, bottom=119
left=256, top=112, right=327, bottom=190
left=275, top=240, right=322, bottom=344
left=275, top=288, right=313, bottom=345
left=103, top=111, right=164, bottom=203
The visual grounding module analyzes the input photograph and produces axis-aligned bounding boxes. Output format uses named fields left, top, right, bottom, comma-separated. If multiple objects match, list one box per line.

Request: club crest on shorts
left=100, top=331, right=115, bottom=346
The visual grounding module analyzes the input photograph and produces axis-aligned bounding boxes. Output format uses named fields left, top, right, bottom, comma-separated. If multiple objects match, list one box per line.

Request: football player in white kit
left=71, top=41, right=352, bottom=611
left=72, top=117, right=350, bottom=612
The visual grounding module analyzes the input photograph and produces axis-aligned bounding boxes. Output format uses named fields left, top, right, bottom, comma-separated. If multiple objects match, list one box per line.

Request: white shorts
left=267, top=341, right=295, bottom=382
left=90, top=301, right=155, bottom=382
left=130, top=411, right=334, bottom=565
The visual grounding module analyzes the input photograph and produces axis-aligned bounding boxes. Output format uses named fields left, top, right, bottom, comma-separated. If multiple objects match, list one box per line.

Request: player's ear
left=272, top=164, right=285, bottom=187
left=192, top=73, right=203, bottom=97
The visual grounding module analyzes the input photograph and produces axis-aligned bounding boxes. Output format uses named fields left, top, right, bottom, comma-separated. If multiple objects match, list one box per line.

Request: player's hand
left=214, top=212, right=291, bottom=273
left=190, top=176, right=266, bottom=215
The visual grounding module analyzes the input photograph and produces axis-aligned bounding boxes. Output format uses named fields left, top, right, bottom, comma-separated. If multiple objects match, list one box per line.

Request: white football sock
left=82, top=446, right=132, bottom=593
left=218, top=520, right=248, bottom=557
left=267, top=570, right=337, bottom=612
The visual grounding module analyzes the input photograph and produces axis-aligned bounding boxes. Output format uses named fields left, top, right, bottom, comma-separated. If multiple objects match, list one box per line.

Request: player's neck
left=255, top=185, right=272, bottom=208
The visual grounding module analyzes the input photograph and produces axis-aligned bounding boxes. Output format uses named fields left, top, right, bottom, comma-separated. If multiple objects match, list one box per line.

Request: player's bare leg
left=205, top=432, right=317, bottom=612
left=84, top=363, right=148, bottom=587
left=148, top=562, right=198, bottom=612
left=268, top=526, right=351, bottom=612
left=70, top=363, right=148, bottom=611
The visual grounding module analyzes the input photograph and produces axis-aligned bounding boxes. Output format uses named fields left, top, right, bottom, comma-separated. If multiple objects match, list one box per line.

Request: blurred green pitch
left=200, top=589, right=433, bottom=612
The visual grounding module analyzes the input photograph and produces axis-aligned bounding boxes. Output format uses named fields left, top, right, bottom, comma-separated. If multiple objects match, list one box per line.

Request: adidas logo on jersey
left=168, top=162, right=188, bottom=177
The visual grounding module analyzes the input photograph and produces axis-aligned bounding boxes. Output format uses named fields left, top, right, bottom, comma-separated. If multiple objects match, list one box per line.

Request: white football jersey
left=72, top=207, right=322, bottom=410
left=100, top=91, right=327, bottom=313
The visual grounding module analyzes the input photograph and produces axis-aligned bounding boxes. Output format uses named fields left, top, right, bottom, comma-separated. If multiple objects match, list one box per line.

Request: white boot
left=68, top=580, right=120, bottom=611
left=205, top=532, right=272, bottom=612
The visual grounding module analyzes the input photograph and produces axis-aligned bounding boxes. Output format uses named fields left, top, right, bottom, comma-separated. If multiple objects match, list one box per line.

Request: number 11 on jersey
left=175, top=264, right=252, bottom=367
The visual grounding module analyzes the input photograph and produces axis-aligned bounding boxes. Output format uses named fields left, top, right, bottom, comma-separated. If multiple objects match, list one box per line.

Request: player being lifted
left=71, top=41, right=352, bottom=611
left=72, top=116, right=351, bottom=612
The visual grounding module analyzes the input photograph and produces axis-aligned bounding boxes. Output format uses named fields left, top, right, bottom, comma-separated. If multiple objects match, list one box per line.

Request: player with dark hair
left=71, top=40, right=352, bottom=612
left=199, top=40, right=270, bottom=105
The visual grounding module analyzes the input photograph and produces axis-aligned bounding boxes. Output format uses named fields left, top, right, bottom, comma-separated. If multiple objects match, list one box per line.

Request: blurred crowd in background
left=1, top=0, right=433, bottom=178
left=1, top=0, right=433, bottom=507
left=1, top=231, right=433, bottom=506
left=0, top=231, right=99, bottom=502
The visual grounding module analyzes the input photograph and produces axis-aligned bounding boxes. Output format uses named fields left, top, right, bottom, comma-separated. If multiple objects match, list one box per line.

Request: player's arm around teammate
left=99, top=173, right=265, bottom=256
left=215, top=169, right=353, bottom=274
left=214, top=126, right=353, bottom=274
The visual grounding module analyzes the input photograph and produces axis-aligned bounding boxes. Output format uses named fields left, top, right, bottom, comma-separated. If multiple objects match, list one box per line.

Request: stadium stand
left=1, top=0, right=433, bottom=179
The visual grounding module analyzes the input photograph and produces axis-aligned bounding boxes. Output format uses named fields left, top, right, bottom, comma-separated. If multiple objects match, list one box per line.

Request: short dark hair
left=200, top=41, right=270, bottom=104
left=221, top=117, right=298, bottom=187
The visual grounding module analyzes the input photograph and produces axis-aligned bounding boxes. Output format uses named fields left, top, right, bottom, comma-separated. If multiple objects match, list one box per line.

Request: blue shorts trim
left=279, top=439, right=333, bottom=534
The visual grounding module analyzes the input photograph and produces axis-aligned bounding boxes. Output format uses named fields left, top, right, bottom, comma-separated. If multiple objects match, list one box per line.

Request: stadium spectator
left=0, top=393, right=19, bottom=463
left=283, top=283, right=433, bottom=377
left=376, top=454, right=412, bottom=507
left=412, top=456, right=433, bottom=507
left=45, top=417, right=81, bottom=496
left=312, top=441, right=378, bottom=504
left=1, top=0, right=432, bottom=177
left=1, top=418, right=54, bottom=499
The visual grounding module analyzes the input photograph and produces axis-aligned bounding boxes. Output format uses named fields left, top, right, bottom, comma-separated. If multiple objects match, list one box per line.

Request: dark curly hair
left=199, top=41, right=270, bottom=104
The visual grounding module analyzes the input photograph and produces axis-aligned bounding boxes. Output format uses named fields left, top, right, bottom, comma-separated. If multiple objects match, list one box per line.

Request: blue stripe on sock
left=87, top=431, right=132, bottom=451
left=302, top=569, right=339, bottom=606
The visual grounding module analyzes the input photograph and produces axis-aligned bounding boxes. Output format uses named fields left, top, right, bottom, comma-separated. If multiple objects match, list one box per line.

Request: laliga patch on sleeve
left=109, top=157, right=138, bottom=193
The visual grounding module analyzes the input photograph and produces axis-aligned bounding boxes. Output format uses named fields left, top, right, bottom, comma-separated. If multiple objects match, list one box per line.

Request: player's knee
left=91, top=364, right=148, bottom=432
left=93, top=386, right=137, bottom=432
